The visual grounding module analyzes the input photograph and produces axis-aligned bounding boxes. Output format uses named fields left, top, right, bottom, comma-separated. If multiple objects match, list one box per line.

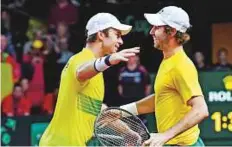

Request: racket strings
left=98, top=111, right=145, bottom=130
left=98, top=112, right=147, bottom=135
left=98, top=112, right=147, bottom=133
left=95, top=109, right=149, bottom=146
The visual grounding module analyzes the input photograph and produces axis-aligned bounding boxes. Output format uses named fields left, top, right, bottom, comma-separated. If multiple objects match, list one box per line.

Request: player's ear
left=165, top=26, right=177, bottom=37
left=97, top=31, right=105, bottom=41
left=170, top=28, right=177, bottom=37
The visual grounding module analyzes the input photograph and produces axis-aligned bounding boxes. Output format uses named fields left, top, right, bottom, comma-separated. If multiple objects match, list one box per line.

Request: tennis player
left=120, top=6, right=209, bottom=146
left=39, top=13, right=139, bottom=146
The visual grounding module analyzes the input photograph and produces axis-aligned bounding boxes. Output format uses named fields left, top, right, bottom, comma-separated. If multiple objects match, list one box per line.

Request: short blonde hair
left=165, top=26, right=190, bottom=45
left=175, top=31, right=190, bottom=44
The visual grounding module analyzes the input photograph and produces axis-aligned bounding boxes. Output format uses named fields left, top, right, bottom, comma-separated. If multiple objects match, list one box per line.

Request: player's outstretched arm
left=77, top=47, right=140, bottom=81
left=164, top=95, right=209, bottom=139
left=120, top=94, right=155, bottom=116
left=142, top=95, right=209, bottom=146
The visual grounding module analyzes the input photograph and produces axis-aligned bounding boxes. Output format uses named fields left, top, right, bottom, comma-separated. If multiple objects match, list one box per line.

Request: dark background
left=2, top=0, right=232, bottom=72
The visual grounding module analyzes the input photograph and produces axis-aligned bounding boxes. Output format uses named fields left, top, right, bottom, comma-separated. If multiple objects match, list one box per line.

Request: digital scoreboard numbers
left=211, top=111, right=232, bottom=132
left=199, top=72, right=232, bottom=142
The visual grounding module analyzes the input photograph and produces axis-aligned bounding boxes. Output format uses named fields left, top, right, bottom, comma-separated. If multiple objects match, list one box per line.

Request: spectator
left=56, top=37, right=73, bottom=64
left=118, top=55, right=151, bottom=125
left=48, top=0, right=79, bottom=28
left=193, top=51, right=211, bottom=71
left=20, top=78, right=30, bottom=94
left=1, top=35, right=21, bottom=83
left=55, top=22, right=73, bottom=64
left=56, top=21, right=69, bottom=39
left=26, top=41, right=45, bottom=115
left=2, top=8, right=29, bottom=63
left=1, top=9, right=11, bottom=32
left=23, top=29, right=44, bottom=55
left=43, top=22, right=69, bottom=55
left=1, top=84, right=31, bottom=117
left=118, top=55, right=151, bottom=104
left=213, top=47, right=232, bottom=71
left=1, top=32, right=17, bottom=60
left=42, top=88, right=59, bottom=115
left=21, top=55, right=35, bottom=81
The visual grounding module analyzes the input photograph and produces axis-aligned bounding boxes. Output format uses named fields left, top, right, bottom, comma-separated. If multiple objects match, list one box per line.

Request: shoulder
left=174, top=57, right=198, bottom=76
left=138, top=65, right=148, bottom=73
left=69, top=50, right=87, bottom=63
left=119, top=66, right=127, bottom=73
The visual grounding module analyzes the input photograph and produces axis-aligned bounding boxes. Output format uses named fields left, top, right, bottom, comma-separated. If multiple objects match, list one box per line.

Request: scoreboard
left=198, top=71, right=232, bottom=145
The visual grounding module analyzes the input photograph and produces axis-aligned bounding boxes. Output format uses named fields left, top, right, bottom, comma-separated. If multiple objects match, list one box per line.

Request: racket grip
left=120, top=102, right=138, bottom=117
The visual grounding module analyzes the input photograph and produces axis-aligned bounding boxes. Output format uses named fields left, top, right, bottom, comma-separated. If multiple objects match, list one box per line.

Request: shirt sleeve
left=68, top=55, right=91, bottom=88
left=172, top=62, right=203, bottom=104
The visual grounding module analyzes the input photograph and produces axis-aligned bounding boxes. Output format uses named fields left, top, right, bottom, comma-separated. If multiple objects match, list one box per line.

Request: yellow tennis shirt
left=154, top=47, right=203, bottom=145
left=39, top=48, right=104, bottom=146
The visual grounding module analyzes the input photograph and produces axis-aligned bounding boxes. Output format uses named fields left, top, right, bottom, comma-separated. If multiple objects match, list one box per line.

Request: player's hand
left=109, top=47, right=140, bottom=65
left=97, top=109, right=122, bottom=128
left=142, top=133, right=170, bottom=147
left=101, top=103, right=108, bottom=112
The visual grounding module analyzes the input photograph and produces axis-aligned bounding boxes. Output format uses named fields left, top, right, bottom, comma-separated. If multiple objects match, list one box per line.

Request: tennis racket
left=94, top=107, right=150, bottom=146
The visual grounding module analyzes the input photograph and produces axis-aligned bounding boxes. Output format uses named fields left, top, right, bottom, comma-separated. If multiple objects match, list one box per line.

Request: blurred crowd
left=1, top=0, right=79, bottom=116
left=1, top=0, right=232, bottom=117
left=192, top=48, right=232, bottom=71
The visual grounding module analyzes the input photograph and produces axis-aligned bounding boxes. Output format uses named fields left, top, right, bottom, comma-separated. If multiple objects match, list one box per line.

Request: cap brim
left=144, top=13, right=166, bottom=26
left=112, top=24, right=132, bottom=35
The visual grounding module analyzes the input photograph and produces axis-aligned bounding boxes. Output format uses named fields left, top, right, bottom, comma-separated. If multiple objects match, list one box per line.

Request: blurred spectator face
left=1, top=35, right=8, bottom=52
left=13, top=86, right=24, bottom=99
left=194, top=51, right=204, bottom=64
left=57, top=22, right=68, bottom=37
left=1, top=10, right=10, bottom=21
left=58, top=37, right=68, bottom=50
left=128, top=55, right=139, bottom=65
left=218, top=50, right=228, bottom=64
left=21, top=78, right=29, bottom=92
left=35, top=30, right=43, bottom=40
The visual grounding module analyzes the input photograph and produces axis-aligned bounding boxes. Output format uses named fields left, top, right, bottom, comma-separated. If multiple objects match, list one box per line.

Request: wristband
left=94, top=56, right=110, bottom=72
left=104, top=55, right=112, bottom=66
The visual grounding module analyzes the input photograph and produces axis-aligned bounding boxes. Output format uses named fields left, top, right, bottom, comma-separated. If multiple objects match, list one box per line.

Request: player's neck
left=162, top=44, right=182, bottom=59
left=85, top=43, right=104, bottom=58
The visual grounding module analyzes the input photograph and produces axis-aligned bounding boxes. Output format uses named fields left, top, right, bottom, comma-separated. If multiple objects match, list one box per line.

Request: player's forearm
left=77, top=60, right=99, bottom=81
left=163, top=96, right=209, bottom=140
left=120, top=94, right=155, bottom=115
left=136, top=94, right=155, bottom=115
left=77, top=55, right=112, bottom=81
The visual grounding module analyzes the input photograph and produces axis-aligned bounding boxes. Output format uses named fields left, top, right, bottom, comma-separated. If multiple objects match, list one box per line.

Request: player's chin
left=112, top=47, right=118, bottom=53
left=153, top=44, right=161, bottom=50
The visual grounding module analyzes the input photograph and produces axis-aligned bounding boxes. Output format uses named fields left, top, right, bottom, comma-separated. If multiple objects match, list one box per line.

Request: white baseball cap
left=144, top=6, right=191, bottom=33
left=86, top=13, right=132, bottom=36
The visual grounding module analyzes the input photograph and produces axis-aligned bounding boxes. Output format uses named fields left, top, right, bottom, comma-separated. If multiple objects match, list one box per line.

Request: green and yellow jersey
left=39, top=48, right=104, bottom=146
left=154, top=47, right=203, bottom=145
